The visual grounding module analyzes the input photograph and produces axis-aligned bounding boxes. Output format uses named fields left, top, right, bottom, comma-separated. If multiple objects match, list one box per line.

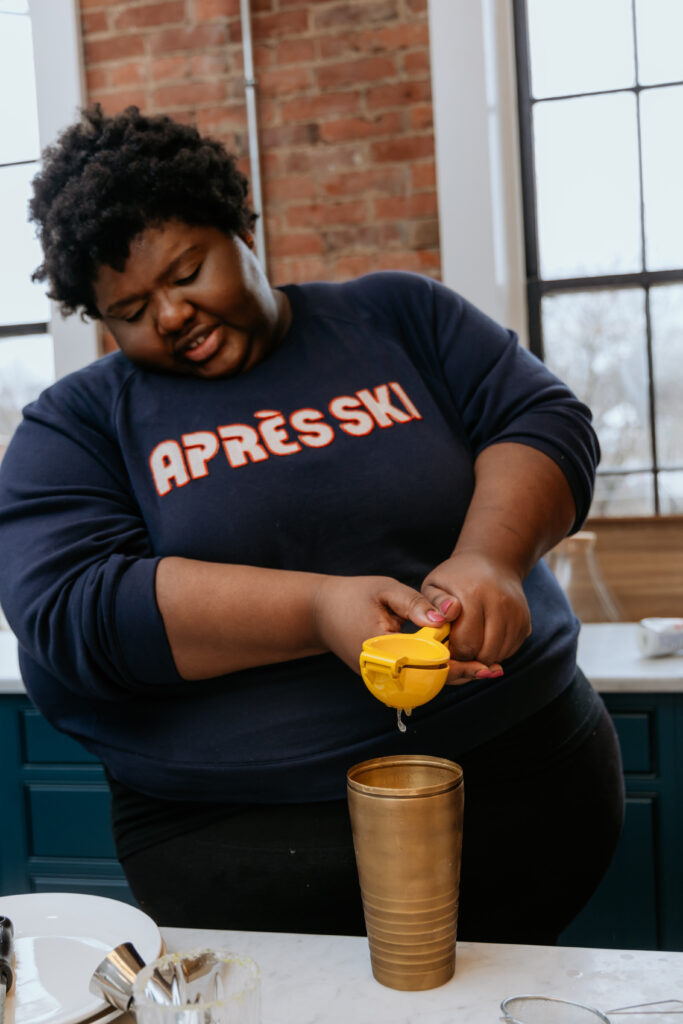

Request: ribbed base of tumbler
left=369, top=952, right=455, bottom=991
left=363, top=889, right=458, bottom=991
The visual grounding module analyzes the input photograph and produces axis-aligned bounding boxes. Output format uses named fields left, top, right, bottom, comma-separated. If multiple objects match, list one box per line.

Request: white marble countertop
left=2, top=621, right=683, bottom=695
left=116, top=927, right=683, bottom=1024
left=577, top=622, right=683, bottom=692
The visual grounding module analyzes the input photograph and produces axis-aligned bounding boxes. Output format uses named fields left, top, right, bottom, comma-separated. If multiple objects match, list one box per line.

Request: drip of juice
left=396, top=707, right=412, bottom=733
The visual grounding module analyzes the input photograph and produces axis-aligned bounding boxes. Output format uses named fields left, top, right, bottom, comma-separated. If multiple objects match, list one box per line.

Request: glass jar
left=545, top=530, right=622, bottom=622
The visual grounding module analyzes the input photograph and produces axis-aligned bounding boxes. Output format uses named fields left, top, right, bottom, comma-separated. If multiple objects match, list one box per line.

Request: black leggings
left=111, top=672, right=624, bottom=944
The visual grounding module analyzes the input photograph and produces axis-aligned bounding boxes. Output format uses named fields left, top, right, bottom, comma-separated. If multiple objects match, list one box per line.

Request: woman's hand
left=313, top=575, right=440, bottom=672
left=417, top=441, right=576, bottom=686
left=313, top=574, right=496, bottom=682
left=422, top=551, right=532, bottom=677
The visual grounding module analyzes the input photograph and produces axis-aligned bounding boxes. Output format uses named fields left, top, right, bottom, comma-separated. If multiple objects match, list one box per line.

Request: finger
left=421, top=583, right=462, bottom=622
left=446, top=659, right=482, bottom=684
left=381, top=581, right=447, bottom=630
left=446, top=659, right=504, bottom=685
left=448, top=608, right=486, bottom=662
left=505, top=615, right=532, bottom=658
left=479, top=608, right=531, bottom=665
left=475, top=616, right=510, bottom=665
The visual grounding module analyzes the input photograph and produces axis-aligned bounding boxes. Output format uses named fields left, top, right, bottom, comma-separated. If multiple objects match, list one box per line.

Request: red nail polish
left=427, top=610, right=445, bottom=622
left=441, top=599, right=453, bottom=614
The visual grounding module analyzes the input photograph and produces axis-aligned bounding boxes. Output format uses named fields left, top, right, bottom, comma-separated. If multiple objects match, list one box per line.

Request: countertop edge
left=1, top=623, right=683, bottom=696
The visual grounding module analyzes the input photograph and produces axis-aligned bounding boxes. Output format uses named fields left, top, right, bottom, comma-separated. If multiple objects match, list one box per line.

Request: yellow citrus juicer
left=359, top=622, right=451, bottom=712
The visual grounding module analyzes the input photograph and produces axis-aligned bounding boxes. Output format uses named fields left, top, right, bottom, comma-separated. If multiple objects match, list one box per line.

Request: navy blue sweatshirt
left=0, top=273, right=599, bottom=802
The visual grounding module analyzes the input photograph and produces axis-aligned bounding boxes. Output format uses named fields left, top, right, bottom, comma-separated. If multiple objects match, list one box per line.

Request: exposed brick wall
left=79, top=0, right=441, bottom=288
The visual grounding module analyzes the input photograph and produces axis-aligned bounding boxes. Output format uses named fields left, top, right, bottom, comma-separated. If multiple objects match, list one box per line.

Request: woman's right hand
left=313, top=574, right=494, bottom=682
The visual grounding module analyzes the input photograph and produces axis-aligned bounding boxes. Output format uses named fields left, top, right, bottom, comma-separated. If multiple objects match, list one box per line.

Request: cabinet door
left=560, top=693, right=683, bottom=951
left=0, top=697, right=135, bottom=903
left=559, top=794, right=658, bottom=949
left=0, top=696, right=30, bottom=894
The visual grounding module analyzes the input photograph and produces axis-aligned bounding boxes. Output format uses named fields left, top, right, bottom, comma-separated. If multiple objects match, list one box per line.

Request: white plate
left=0, top=892, right=162, bottom=1024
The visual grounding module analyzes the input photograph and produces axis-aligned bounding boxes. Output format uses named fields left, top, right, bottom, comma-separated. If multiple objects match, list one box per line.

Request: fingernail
left=427, top=610, right=445, bottom=622
left=441, top=599, right=453, bottom=614
left=475, top=668, right=498, bottom=679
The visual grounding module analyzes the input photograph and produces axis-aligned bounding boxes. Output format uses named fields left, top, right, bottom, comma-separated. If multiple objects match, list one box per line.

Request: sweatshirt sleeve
left=0, top=375, right=184, bottom=700
left=429, top=278, right=600, bottom=531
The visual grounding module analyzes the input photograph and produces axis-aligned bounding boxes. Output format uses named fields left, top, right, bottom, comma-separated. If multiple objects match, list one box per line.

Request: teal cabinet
left=559, top=693, right=683, bottom=951
left=0, top=696, right=135, bottom=904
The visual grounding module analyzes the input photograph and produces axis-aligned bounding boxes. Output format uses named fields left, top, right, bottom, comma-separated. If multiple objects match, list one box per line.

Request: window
left=0, top=0, right=53, bottom=461
left=0, top=0, right=98, bottom=465
left=514, top=0, right=683, bottom=516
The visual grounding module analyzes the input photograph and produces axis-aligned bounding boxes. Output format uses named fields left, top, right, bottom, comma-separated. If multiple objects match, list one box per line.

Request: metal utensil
left=0, top=916, right=14, bottom=1024
left=131, top=949, right=261, bottom=1023
left=502, top=994, right=683, bottom=1023
left=501, top=995, right=610, bottom=1023
left=90, top=940, right=177, bottom=1013
left=608, top=1001, right=683, bottom=1014
left=89, top=941, right=148, bottom=1012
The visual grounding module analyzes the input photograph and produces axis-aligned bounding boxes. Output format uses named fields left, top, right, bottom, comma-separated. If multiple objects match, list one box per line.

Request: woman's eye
left=124, top=306, right=146, bottom=324
left=175, top=265, right=200, bottom=285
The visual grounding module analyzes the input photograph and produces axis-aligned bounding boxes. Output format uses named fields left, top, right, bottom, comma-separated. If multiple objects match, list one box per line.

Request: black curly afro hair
left=29, top=105, right=257, bottom=320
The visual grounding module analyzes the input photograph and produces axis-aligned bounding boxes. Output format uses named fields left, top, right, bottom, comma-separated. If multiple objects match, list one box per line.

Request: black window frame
left=512, top=0, right=683, bottom=516
left=0, top=6, right=48, bottom=343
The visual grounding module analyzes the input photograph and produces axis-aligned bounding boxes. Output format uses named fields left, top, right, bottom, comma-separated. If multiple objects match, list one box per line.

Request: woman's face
left=93, top=221, right=291, bottom=379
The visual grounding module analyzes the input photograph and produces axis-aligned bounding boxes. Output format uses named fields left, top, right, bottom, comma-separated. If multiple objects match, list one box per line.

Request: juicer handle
left=414, top=623, right=451, bottom=645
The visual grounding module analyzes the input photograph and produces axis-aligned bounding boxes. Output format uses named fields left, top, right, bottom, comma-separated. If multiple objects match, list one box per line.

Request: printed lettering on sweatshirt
left=149, top=381, right=422, bottom=497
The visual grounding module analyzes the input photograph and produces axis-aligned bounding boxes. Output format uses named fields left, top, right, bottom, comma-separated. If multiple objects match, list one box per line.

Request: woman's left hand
left=421, top=551, right=532, bottom=677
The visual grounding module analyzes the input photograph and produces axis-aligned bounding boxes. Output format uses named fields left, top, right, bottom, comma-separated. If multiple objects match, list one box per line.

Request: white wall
left=428, top=0, right=529, bottom=344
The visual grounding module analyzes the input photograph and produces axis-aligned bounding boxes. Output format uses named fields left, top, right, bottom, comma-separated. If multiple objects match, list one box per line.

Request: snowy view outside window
left=0, top=0, right=54, bottom=465
left=518, top=0, right=683, bottom=515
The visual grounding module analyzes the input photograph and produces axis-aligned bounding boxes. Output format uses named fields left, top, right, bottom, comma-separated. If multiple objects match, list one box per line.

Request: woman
left=0, top=106, right=623, bottom=942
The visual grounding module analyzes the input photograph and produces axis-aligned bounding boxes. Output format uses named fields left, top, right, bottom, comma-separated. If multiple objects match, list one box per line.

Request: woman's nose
left=155, top=290, right=194, bottom=334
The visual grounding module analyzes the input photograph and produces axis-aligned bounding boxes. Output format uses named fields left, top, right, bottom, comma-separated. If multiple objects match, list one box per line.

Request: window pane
left=0, top=10, right=40, bottom=164
left=534, top=93, right=642, bottom=279
left=635, top=0, right=683, bottom=86
left=541, top=289, right=650, bottom=470
left=650, top=284, right=683, bottom=468
left=641, top=85, right=683, bottom=271
left=0, top=162, right=48, bottom=326
left=527, top=0, right=635, bottom=99
left=658, top=471, right=683, bottom=513
left=591, top=472, right=654, bottom=517
left=0, top=334, right=54, bottom=461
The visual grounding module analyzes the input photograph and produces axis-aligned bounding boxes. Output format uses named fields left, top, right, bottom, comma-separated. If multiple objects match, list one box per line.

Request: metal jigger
left=89, top=941, right=152, bottom=1011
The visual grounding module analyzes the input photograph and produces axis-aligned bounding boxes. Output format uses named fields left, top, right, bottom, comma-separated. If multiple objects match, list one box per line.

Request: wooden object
left=548, top=517, right=683, bottom=622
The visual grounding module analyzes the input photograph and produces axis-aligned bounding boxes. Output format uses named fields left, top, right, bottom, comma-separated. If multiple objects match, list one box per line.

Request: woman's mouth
left=182, top=326, right=221, bottom=363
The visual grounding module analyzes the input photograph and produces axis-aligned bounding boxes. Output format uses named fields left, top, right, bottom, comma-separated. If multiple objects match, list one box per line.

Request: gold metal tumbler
left=347, top=754, right=464, bottom=991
